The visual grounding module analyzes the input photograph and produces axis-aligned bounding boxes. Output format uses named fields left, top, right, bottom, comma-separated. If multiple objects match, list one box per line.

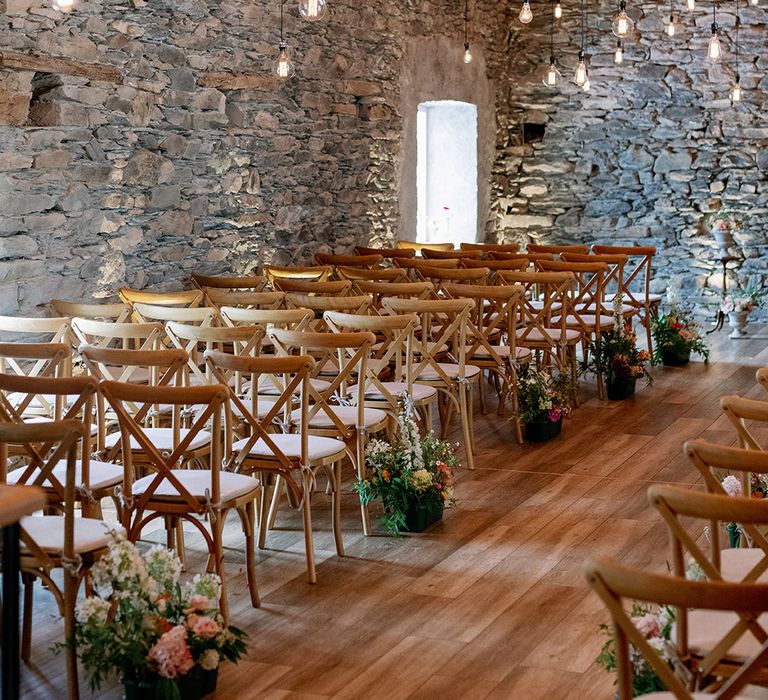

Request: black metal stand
left=707, top=255, right=740, bottom=335
left=1, top=523, right=21, bottom=700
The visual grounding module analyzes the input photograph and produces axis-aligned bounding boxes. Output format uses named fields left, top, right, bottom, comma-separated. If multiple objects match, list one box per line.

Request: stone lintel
left=0, top=50, right=123, bottom=83
left=199, top=72, right=277, bottom=91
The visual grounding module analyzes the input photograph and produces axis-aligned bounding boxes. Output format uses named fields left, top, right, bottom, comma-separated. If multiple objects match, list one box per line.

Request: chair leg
left=266, top=475, right=284, bottom=530
left=301, top=469, right=317, bottom=584
left=478, top=370, right=487, bottom=415
left=241, top=501, right=260, bottom=608
left=258, top=474, right=271, bottom=550
left=211, top=510, right=228, bottom=623
left=63, top=570, right=80, bottom=700
left=21, top=573, right=33, bottom=662
left=356, top=431, right=372, bottom=537
left=459, top=384, right=475, bottom=470
left=332, top=462, right=345, bottom=556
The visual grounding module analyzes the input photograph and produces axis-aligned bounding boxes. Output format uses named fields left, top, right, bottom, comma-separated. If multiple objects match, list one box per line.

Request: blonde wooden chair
left=354, top=245, right=416, bottom=259
left=335, top=266, right=408, bottom=283
left=561, top=252, right=631, bottom=311
left=206, top=351, right=347, bottom=583
left=351, top=281, right=434, bottom=310
left=417, top=265, right=490, bottom=293
left=100, top=379, right=260, bottom=619
left=1, top=419, right=122, bottom=700
left=396, top=240, right=455, bottom=254
left=283, top=294, right=372, bottom=332
left=393, top=257, right=461, bottom=277
left=463, top=257, right=529, bottom=276
left=722, top=394, right=768, bottom=456
left=273, top=279, right=353, bottom=297
left=50, top=300, right=131, bottom=323
left=203, top=289, right=285, bottom=311
left=263, top=264, right=332, bottom=286
left=382, top=297, right=477, bottom=469
left=190, top=273, right=267, bottom=293
left=585, top=557, right=768, bottom=700
left=421, top=248, right=484, bottom=261
left=130, top=302, right=218, bottom=328
left=460, top=242, right=520, bottom=254
left=0, top=315, right=72, bottom=347
left=118, top=288, right=203, bottom=309
left=527, top=243, right=589, bottom=254
left=314, top=252, right=383, bottom=268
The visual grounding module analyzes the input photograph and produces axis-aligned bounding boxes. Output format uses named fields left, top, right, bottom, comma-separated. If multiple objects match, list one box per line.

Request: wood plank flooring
left=18, top=326, right=768, bottom=699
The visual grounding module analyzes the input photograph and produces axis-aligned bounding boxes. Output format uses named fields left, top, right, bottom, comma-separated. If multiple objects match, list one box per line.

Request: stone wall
left=0, top=0, right=510, bottom=312
left=492, top=0, right=768, bottom=317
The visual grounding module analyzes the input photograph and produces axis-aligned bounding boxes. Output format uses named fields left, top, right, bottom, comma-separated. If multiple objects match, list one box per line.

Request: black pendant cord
left=735, top=0, right=740, bottom=79
left=712, top=0, right=717, bottom=31
left=280, top=0, right=285, bottom=43
left=549, top=0, right=555, bottom=61
left=581, top=0, right=585, bottom=51
left=464, top=0, right=469, bottom=45
left=669, top=0, right=673, bottom=24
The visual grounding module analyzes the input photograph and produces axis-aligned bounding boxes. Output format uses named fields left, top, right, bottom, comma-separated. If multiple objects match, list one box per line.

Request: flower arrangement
left=356, top=395, right=458, bottom=535
left=71, top=531, right=246, bottom=699
left=720, top=288, right=761, bottom=314
left=651, top=306, right=709, bottom=364
left=708, top=212, right=740, bottom=235
left=517, top=366, right=572, bottom=425
left=596, top=603, right=675, bottom=697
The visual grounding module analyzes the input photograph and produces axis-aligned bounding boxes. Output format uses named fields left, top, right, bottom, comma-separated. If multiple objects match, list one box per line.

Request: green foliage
left=651, top=307, right=709, bottom=364
left=517, top=365, right=572, bottom=425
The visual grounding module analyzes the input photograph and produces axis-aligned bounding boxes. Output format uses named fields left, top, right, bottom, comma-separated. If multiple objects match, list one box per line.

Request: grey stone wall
left=493, top=0, right=768, bottom=318
left=0, top=0, right=510, bottom=312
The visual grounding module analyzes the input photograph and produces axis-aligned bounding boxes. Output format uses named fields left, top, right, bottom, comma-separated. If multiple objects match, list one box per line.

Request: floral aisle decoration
left=70, top=531, right=247, bottom=700
left=651, top=303, right=709, bottom=367
left=517, top=365, right=572, bottom=442
left=720, top=288, right=761, bottom=339
left=588, top=295, right=653, bottom=400
left=707, top=211, right=740, bottom=257
left=356, top=395, right=458, bottom=535
left=596, top=604, right=675, bottom=696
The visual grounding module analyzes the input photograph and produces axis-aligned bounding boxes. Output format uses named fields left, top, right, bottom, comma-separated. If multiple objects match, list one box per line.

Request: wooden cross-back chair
left=353, top=245, right=416, bottom=260
left=421, top=248, right=484, bottom=261
left=489, top=251, right=554, bottom=266
left=396, top=240, right=455, bottom=255
left=381, top=296, right=477, bottom=469
left=263, top=264, right=333, bottom=286
left=561, top=252, right=630, bottom=310
left=335, top=266, right=408, bottom=283
left=416, top=265, right=490, bottom=294
left=273, top=278, right=353, bottom=297
left=204, top=289, right=285, bottom=311
left=527, top=243, right=589, bottom=254
left=131, top=302, right=218, bottom=329
left=721, top=395, right=768, bottom=458
left=460, top=242, right=520, bottom=254
left=0, top=419, right=122, bottom=700
left=269, top=328, right=387, bottom=535
left=650, top=482, right=768, bottom=688
left=50, top=300, right=131, bottom=324
left=314, top=252, right=383, bottom=269
left=0, top=314, right=72, bottom=348
left=463, top=258, right=529, bottom=280
left=496, top=270, right=580, bottom=404
left=592, top=245, right=659, bottom=353
left=118, top=287, right=203, bottom=311
left=99, top=378, right=260, bottom=620
left=0, top=372, right=122, bottom=518
left=206, top=350, right=346, bottom=583
left=393, top=257, right=461, bottom=283
left=283, top=293, right=372, bottom=332
left=585, top=557, right=768, bottom=700
left=442, top=283, right=527, bottom=442
left=351, top=281, right=434, bottom=310
left=190, top=273, right=267, bottom=293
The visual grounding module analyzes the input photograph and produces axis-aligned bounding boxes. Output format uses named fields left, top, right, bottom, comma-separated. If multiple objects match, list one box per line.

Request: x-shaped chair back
left=336, top=266, right=408, bottom=283
left=205, top=350, right=314, bottom=474
left=99, top=379, right=226, bottom=523
left=352, top=281, right=433, bottom=311
left=131, top=302, right=218, bottom=328
left=165, top=322, right=264, bottom=388
left=284, top=294, right=372, bottom=332
left=417, top=266, right=490, bottom=295
left=190, top=273, right=267, bottom=293
left=381, top=297, right=472, bottom=386
left=0, top=374, right=97, bottom=504
left=585, top=558, right=768, bottom=700
left=71, top=318, right=165, bottom=358
left=464, top=258, right=529, bottom=281
left=721, top=395, right=768, bottom=455
left=274, top=279, right=352, bottom=297
left=393, top=257, right=460, bottom=283
left=561, top=252, right=629, bottom=302
left=0, top=315, right=72, bottom=347
left=592, top=245, right=656, bottom=312
left=220, top=307, right=312, bottom=336
left=118, top=287, right=203, bottom=309
left=50, top=300, right=131, bottom=324
left=263, top=265, right=332, bottom=287
left=269, top=328, right=375, bottom=438
left=203, top=290, right=284, bottom=312
left=0, top=342, right=72, bottom=418
left=323, top=311, right=418, bottom=411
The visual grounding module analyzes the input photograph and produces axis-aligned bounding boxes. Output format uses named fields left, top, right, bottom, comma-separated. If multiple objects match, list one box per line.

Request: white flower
left=722, top=475, right=742, bottom=498
left=91, top=532, right=149, bottom=594
left=75, top=597, right=110, bottom=625
left=685, top=560, right=706, bottom=581
left=186, top=573, right=222, bottom=602
left=200, top=649, right=219, bottom=671
left=145, top=545, right=183, bottom=591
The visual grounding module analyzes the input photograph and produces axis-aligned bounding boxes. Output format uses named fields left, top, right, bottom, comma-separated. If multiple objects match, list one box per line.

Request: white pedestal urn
left=728, top=310, right=749, bottom=338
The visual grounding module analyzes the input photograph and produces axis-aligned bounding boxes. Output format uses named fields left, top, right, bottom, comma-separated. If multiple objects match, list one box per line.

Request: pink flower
left=148, top=625, right=194, bottom=679
left=722, top=475, right=742, bottom=498
left=548, top=407, right=562, bottom=422
left=191, top=615, right=220, bottom=639
left=189, top=594, right=210, bottom=611
left=631, top=613, right=661, bottom=639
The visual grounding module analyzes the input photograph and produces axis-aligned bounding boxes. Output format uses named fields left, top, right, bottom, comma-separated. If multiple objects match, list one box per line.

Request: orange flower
left=381, top=470, right=391, bottom=482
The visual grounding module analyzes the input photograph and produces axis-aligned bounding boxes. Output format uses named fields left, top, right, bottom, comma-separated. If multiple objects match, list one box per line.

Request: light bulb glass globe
left=519, top=1, right=533, bottom=23
left=573, top=60, right=587, bottom=86
left=554, top=2, right=562, bottom=18
left=611, top=8, right=634, bottom=37
left=614, top=45, right=624, bottom=63
left=583, top=76, right=591, bottom=91
left=299, top=0, right=327, bottom=22
left=731, top=83, right=742, bottom=102
left=750, top=0, right=758, bottom=6
left=686, top=0, right=695, bottom=8
left=463, top=45, right=473, bottom=64
left=667, top=19, right=675, bottom=36
left=275, top=45, right=295, bottom=80
left=52, top=0, right=76, bottom=12
left=542, top=61, right=562, bottom=86
left=708, top=32, right=721, bottom=62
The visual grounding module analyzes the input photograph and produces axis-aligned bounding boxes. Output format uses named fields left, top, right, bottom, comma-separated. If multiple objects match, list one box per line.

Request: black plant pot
left=524, top=416, right=563, bottom=443
left=402, top=499, right=444, bottom=533
left=606, top=377, right=637, bottom=401
left=122, top=678, right=158, bottom=700
left=124, top=669, right=218, bottom=700
left=661, top=347, right=691, bottom=367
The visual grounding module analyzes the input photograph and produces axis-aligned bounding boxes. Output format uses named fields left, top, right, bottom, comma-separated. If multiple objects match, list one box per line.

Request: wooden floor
left=19, top=325, right=768, bottom=700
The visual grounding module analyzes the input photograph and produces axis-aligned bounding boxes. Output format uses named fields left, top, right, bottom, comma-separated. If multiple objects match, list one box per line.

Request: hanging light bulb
left=750, top=0, right=758, bottom=5
left=708, top=23, right=721, bottom=62
left=519, top=0, right=533, bottom=23
left=275, top=42, right=295, bottom=79
left=666, top=14, right=675, bottom=35
left=52, top=0, right=76, bottom=12
left=542, top=57, right=562, bottom=86
left=731, top=76, right=742, bottom=102
left=614, top=40, right=624, bottom=63
left=687, top=0, right=695, bottom=8
left=298, top=0, right=327, bottom=21
left=573, top=50, right=588, bottom=86
left=611, top=1, right=634, bottom=37
left=463, top=42, right=473, bottom=64
left=582, top=76, right=591, bottom=91
left=554, top=1, right=563, bottom=18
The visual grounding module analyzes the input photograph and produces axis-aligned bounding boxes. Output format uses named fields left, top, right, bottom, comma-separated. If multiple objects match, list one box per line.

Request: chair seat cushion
left=105, top=428, right=211, bottom=452
left=105, top=366, right=151, bottom=384
left=687, top=608, right=768, bottom=661
left=562, top=314, right=616, bottom=329
left=291, top=405, right=389, bottom=429
left=416, top=363, right=482, bottom=381
left=464, top=345, right=532, bottom=361
left=719, top=547, right=768, bottom=582
left=7, top=459, right=123, bottom=492
left=232, top=433, right=346, bottom=462
left=247, top=376, right=331, bottom=395
left=132, top=469, right=259, bottom=502
left=231, top=397, right=288, bottom=420
left=348, top=382, right=437, bottom=402
left=21, top=515, right=124, bottom=554
left=516, top=328, right=581, bottom=343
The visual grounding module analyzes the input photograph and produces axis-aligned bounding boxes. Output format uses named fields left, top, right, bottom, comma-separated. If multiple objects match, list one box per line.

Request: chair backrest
left=99, top=380, right=227, bottom=524
left=396, top=240, right=455, bottom=254
left=269, top=328, right=376, bottom=437
left=119, top=288, right=203, bottom=308
left=131, top=303, right=218, bottom=328
left=272, top=279, right=352, bottom=297
left=591, top=245, right=656, bottom=310
left=527, top=243, right=589, bottom=254
left=219, top=307, right=313, bottom=334
left=0, top=343, right=72, bottom=418
left=351, top=281, right=434, bottom=309
left=335, top=266, right=408, bottom=283
left=283, top=294, right=372, bottom=331
left=263, top=264, right=332, bottom=285
left=323, top=311, right=418, bottom=409
left=205, top=351, right=314, bottom=474
left=721, top=395, right=768, bottom=455
left=463, top=258, right=529, bottom=273
left=0, top=315, right=71, bottom=346
left=190, top=273, right=267, bottom=292
left=561, top=252, right=628, bottom=300
left=460, top=242, right=520, bottom=253
left=489, top=251, right=555, bottom=264
left=71, top=318, right=165, bottom=352
left=421, top=248, right=484, bottom=261
left=50, top=300, right=131, bottom=323
left=203, top=290, right=285, bottom=311
left=684, top=438, right=768, bottom=501
left=354, top=245, right=416, bottom=259
left=585, top=557, right=768, bottom=700
left=417, top=265, right=489, bottom=291
left=314, top=253, right=383, bottom=268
